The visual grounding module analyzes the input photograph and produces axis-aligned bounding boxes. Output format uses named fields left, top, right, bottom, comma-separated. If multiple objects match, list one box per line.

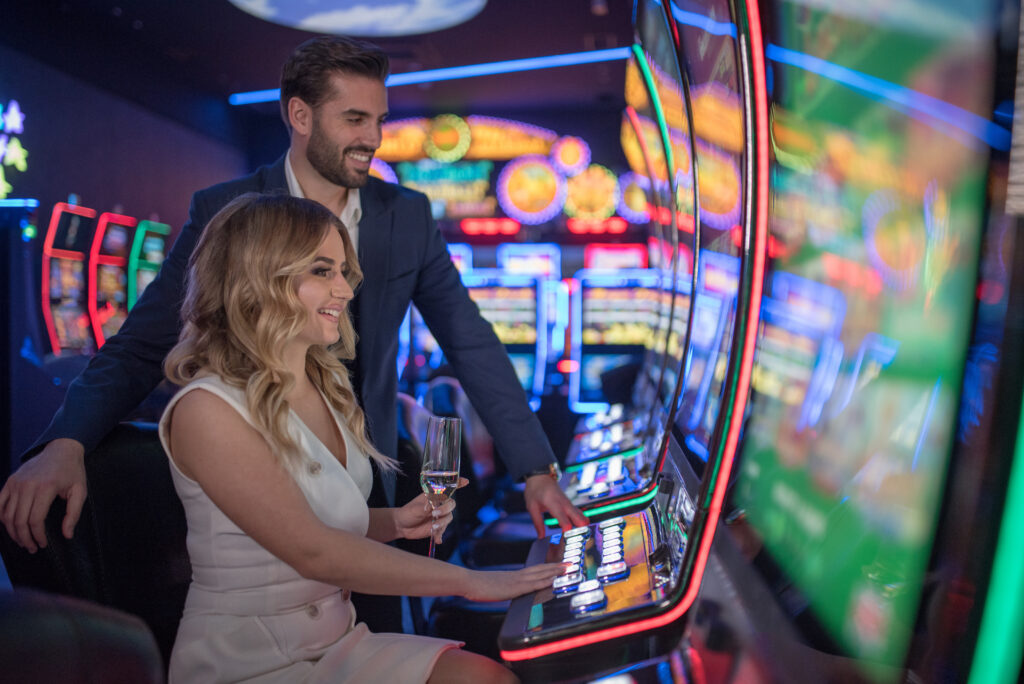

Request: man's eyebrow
left=340, top=108, right=372, bottom=118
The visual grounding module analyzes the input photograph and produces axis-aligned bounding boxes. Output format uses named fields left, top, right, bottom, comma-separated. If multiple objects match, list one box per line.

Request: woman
left=159, top=193, right=561, bottom=683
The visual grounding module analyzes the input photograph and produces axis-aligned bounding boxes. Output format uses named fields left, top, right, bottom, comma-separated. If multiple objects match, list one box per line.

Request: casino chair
left=0, top=587, right=164, bottom=683
left=0, top=422, right=190, bottom=671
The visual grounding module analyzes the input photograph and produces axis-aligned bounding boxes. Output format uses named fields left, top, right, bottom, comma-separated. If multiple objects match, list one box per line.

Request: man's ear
left=288, top=97, right=313, bottom=136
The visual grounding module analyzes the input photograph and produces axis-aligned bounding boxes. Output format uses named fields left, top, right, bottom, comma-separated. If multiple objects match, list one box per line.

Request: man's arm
left=407, top=196, right=585, bottom=535
left=0, top=191, right=212, bottom=551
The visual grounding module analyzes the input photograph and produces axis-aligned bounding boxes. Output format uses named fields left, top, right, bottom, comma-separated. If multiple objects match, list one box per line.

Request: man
left=0, top=35, right=585, bottom=631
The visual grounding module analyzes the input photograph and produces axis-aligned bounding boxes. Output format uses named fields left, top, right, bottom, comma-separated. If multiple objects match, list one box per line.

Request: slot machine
left=127, top=219, right=170, bottom=308
left=462, top=270, right=548, bottom=409
left=496, top=0, right=770, bottom=678
left=88, top=212, right=136, bottom=347
left=675, top=0, right=1024, bottom=680
left=41, top=202, right=99, bottom=356
left=497, top=242, right=568, bottom=357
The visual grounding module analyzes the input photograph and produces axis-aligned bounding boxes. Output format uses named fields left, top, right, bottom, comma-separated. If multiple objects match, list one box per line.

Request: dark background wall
left=0, top=42, right=248, bottom=233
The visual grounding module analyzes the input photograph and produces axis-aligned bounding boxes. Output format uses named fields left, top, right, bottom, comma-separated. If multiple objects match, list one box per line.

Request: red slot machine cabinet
left=88, top=212, right=137, bottom=347
left=41, top=202, right=99, bottom=355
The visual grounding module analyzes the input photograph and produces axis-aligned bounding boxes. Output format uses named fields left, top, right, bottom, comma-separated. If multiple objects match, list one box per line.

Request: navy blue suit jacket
left=32, top=156, right=555, bottom=504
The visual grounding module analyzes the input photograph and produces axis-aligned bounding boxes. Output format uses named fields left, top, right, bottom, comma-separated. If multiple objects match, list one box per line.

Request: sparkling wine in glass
left=420, top=416, right=461, bottom=557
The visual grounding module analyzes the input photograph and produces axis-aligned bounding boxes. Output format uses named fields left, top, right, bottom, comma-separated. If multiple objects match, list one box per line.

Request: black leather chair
left=0, top=587, right=164, bottom=683
left=0, top=422, right=190, bottom=669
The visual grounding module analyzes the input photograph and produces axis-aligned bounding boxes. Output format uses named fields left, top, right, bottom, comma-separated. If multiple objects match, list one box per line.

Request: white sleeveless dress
left=158, top=375, right=460, bottom=683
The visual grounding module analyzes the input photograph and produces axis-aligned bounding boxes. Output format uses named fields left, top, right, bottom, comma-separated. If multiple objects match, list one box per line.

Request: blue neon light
left=765, top=44, right=1011, bottom=151
left=0, top=198, right=39, bottom=208
left=670, top=5, right=737, bottom=37
left=228, top=88, right=282, bottom=106
left=229, top=48, right=632, bottom=104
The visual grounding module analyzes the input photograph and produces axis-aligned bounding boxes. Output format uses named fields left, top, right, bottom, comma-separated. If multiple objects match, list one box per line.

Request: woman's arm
left=168, top=390, right=561, bottom=600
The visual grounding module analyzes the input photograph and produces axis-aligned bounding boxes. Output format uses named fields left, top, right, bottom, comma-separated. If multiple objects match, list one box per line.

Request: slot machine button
left=553, top=572, right=583, bottom=594
left=578, top=579, right=601, bottom=593
left=601, top=551, right=623, bottom=565
left=570, top=588, right=608, bottom=614
left=588, top=482, right=610, bottom=499
left=564, top=526, right=590, bottom=540
left=562, top=551, right=583, bottom=564
left=598, top=517, right=625, bottom=530
left=563, top=540, right=583, bottom=553
left=597, top=560, right=630, bottom=583
left=602, top=528, right=622, bottom=542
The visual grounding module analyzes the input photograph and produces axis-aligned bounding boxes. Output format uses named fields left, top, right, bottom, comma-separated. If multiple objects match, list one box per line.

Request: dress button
left=306, top=603, right=321, bottom=619
left=308, top=461, right=323, bottom=476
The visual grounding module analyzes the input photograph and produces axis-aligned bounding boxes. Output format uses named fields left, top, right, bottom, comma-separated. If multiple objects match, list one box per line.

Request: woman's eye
left=313, top=268, right=332, bottom=277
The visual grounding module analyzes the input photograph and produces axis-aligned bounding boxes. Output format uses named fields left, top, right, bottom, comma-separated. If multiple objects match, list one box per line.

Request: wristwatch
left=523, top=462, right=562, bottom=482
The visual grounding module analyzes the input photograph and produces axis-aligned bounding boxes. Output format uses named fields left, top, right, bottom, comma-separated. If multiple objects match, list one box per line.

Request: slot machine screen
left=571, top=269, right=659, bottom=412
left=726, top=0, right=1001, bottom=678
left=497, top=243, right=561, bottom=279
left=464, top=272, right=546, bottom=397
left=96, top=223, right=131, bottom=338
left=45, top=205, right=98, bottom=353
left=49, top=259, right=91, bottom=350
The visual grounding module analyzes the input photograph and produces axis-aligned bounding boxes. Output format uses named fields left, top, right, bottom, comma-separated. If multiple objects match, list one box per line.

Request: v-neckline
left=292, top=386, right=349, bottom=471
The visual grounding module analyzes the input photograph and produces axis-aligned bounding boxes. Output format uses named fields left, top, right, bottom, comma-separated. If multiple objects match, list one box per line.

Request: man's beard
left=307, top=117, right=373, bottom=189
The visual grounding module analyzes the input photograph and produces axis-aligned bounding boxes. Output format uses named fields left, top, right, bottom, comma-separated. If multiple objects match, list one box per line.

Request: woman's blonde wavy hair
left=164, top=192, right=396, bottom=473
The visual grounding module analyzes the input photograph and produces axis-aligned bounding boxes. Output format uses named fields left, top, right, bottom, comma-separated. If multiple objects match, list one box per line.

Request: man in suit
left=0, top=35, right=585, bottom=631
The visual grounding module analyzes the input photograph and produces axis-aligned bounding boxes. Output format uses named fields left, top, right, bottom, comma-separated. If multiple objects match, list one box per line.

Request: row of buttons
left=552, top=518, right=631, bottom=614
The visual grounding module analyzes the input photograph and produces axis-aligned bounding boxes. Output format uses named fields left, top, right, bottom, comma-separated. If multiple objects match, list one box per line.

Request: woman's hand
left=462, top=563, right=568, bottom=602
left=394, top=477, right=468, bottom=543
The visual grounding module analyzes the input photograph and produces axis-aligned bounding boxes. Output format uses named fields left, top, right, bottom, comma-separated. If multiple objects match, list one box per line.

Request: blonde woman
left=159, top=193, right=560, bottom=683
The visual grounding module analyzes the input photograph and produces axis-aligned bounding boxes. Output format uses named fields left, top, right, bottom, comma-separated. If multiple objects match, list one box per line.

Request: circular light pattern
left=862, top=189, right=925, bottom=292
left=551, top=136, right=591, bottom=176
left=617, top=172, right=650, bottom=224
left=694, top=142, right=741, bottom=229
left=423, top=114, right=472, bottom=162
left=564, top=164, right=619, bottom=220
left=369, top=158, right=398, bottom=184
left=496, top=155, right=566, bottom=225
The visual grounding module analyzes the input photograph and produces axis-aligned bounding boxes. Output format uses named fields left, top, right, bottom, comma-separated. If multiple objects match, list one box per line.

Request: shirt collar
left=285, top=151, right=363, bottom=232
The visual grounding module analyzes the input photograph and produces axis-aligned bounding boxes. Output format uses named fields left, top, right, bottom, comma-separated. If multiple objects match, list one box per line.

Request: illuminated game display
left=712, top=0, right=1021, bottom=680
left=497, top=0, right=770, bottom=679
left=569, top=268, right=660, bottom=414
left=127, top=219, right=170, bottom=308
left=41, top=203, right=98, bottom=355
left=88, top=212, right=136, bottom=347
left=462, top=271, right=547, bottom=402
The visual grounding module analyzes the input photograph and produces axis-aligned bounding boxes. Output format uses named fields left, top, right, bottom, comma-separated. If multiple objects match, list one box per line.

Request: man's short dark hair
left=280, top=35, right=390, bottom=127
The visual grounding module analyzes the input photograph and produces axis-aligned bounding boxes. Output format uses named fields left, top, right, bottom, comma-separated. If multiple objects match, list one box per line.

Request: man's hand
left=0, top=439, right=87, bottom=553
left=524, top=473, right=587, bottom=537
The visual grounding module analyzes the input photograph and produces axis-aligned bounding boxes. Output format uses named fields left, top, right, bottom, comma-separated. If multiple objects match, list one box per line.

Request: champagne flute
left=420, top=416, right=461, bottom=558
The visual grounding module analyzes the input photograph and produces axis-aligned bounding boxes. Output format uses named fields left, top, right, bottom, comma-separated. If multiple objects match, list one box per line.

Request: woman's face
left=293, top=227, right=354, bottom=348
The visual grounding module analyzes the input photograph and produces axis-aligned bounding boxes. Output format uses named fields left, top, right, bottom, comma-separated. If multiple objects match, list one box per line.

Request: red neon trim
left=41, top=203, right=97, bottom=354
left=89, top=212, right=138, bottom=348
left=501, top=0, right=771, bottom=662
left=48, top=248, right=86, bottom=261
